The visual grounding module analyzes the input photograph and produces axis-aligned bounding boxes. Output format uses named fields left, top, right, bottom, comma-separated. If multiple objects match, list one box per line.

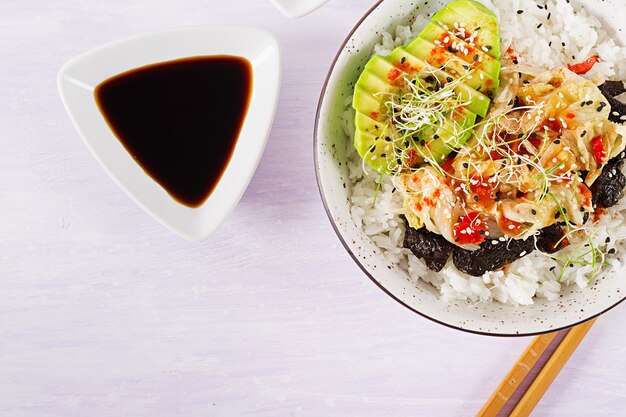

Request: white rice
left=345, top=0, right=626, bottom=305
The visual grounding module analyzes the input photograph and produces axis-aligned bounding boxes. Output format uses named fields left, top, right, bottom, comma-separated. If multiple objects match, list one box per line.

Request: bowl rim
left=313, top=0, right=626, bottom=337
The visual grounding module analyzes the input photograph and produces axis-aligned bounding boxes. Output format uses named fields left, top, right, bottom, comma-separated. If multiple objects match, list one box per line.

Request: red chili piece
left=590, top=135, right=606, bottom=165
left=453, top=211, right=488, bottom=245
left=567, top=56, right=600, bottom=75
left=439, top=156, right=455, bottom=174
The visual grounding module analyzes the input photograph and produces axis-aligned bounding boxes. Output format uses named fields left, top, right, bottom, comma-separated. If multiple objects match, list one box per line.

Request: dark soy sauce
left=95, top=56, right=253, bottom=208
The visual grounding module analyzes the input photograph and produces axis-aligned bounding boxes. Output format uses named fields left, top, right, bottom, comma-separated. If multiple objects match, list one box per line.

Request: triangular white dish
left=270, top=0, right=330, bottom=18
left=58, top=27, right=281, bottom=240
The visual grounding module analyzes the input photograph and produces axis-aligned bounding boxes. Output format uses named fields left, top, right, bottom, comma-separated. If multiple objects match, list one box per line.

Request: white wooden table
left=1, top=1, right=625, bottom=416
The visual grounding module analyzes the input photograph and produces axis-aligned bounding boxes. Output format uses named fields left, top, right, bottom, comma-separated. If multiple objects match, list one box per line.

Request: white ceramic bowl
left=270, top=0, right=330, bottom=18
left=314, top=0, right=626, bottom=336
left=58, top=27, right=280, bottom=240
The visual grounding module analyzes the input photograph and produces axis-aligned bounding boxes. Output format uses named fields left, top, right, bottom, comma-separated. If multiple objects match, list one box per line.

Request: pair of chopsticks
left=476, top=318, right=597, bottom=417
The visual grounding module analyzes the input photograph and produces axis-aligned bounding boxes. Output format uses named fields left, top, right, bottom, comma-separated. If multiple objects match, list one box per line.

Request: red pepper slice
left=543, top=119, right=563, bottom=134
left=453, top=211, right=488, bottom=245
left=590, top=135, right=606, bottom=165
left=500, top=216, right=524, bottom=236
left=403, top=148, right=421, bottom=168
left=567, top=56, right=600, bottom=75
left=470, top=175, right=495, bottom=204
left=439, top=156, right=455, bottom=174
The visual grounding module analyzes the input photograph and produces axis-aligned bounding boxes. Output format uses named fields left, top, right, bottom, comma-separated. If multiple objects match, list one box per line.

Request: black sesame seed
left=549, top=41, right=552, bottom=47
left=517, top=133, right=525, bottom=138
left=517, top=9, right=524, bottom=14
left=598, top=164, right=603, bottom=169
left=508, top=99, right=514, bottom=106
left=597, top=105, right=604, bottom=112
left=569, top=263, right=574, bottom=268
left=563, top=208, right=567, bottom=215
left=474, top=195, right=479, bottom=202
left=400, top=57, right=406, bottom=64
left=473, top=54, right=479, bottom=61
left=531, top=209, right=537, bottom=215
left=554, top=211, right=561, bottom=219
left=385, top=136, right=391, bottom=142
left=479, top=230, right=485, bottom=235
left=455, top=238, right=460, bottom=242
left=380, top=153, right=386, bottom=158
left=581, top=101, right=586, bottom=107
left=463, top=163, right=469, bottom=168
left=475, top=26, right=481, bottom=31
left=448, top=46, right=457, bottom=53
left=606, top=237, right=611, bottom=243
left=549, top=266, right=556, bottom=271
left=562, top=42, right=566, bottom=47
left=554, top=139, right=561, bottom=144
left=537, top=23, right=543, bottom=28
left=485, top=45, right=492, bottom=50
left=523, top=79, right=530, bottom=84
left=446, top=77, right=453, bottom=82
left=537, top=4, right=543, bottom=9
left=586, top=100, right=593, bottom=106
left=513, top=59, right=519, bottom=64
left=420, top=139, right=426, bottom=147
left=370, top=146, right=376, bottom=152
left=609, top=248, right=616, bottom=254
left=581, top=130, right=587, bottom=138
left=433, top=134, right=440, bottom=139
left=547, top=12, right=551, bottom=20
left=580, top=206, right=586, bottom=212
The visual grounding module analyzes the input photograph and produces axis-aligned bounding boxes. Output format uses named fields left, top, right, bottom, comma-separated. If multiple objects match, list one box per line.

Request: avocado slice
left=353, top=86, right=387, bottom=119
left=418, top=21, right=501, bottom=81
left=404, top=37, right=497, bottom=102
left=432, top=0, right=500, bottom=60
left=351, top=0, right=501, bottom=171
left=386, top=47, right=491, bottom=117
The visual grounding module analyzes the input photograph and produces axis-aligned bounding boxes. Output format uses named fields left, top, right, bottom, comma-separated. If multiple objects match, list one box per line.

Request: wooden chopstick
left=475, top=331, right=559, bottom=417
left=476, top=318, right=597, bottom=417
left=508, top=318, right=597, bottom=417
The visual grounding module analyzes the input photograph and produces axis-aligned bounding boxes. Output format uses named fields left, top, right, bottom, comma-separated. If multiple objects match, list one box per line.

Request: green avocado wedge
left=352, top=0, right=501, bottom=172
left=432, top=0, right=501, bottom=60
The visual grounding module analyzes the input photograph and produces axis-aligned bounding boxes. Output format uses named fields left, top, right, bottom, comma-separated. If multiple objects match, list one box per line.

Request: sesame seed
left=517, top=9, right=524, bottom=14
